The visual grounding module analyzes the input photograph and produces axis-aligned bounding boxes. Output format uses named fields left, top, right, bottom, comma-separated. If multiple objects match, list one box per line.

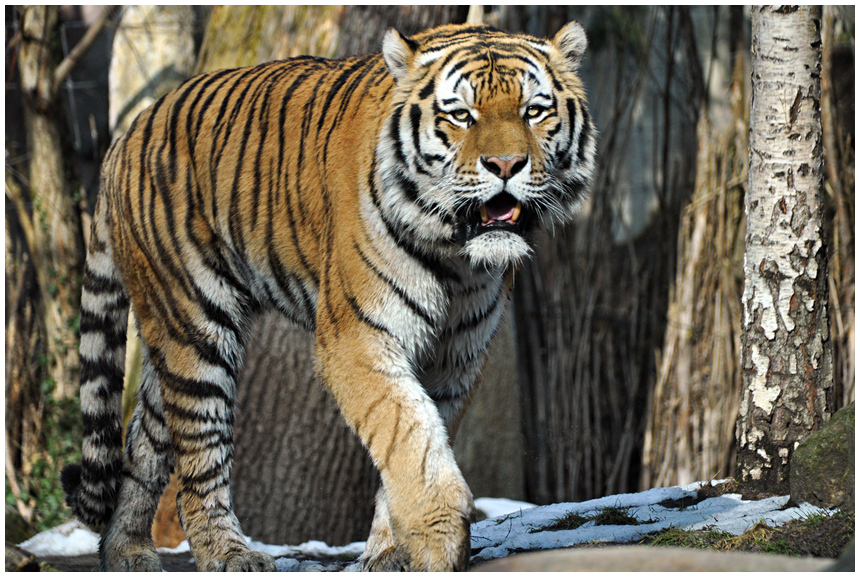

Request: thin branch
left=51, top=5, right=119, bottom=96
left=5, top=169, right=38, bottom=268
left=6, top=432, right=35, bottom=522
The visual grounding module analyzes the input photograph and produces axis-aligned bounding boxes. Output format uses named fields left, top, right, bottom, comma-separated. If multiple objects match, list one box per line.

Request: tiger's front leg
left=317, top=326, right=474, bottom=571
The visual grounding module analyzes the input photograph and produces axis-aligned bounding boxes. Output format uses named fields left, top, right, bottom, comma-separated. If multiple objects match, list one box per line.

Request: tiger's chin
left=460, top=231, right=533, bottom=269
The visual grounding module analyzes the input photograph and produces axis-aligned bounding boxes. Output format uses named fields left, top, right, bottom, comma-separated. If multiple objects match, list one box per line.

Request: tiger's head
left=376, top=22, right=596, bottom=269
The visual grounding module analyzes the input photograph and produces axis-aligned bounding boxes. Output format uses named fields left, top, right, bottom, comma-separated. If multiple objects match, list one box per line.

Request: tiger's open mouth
left=464, top=192, right=525, bottom=240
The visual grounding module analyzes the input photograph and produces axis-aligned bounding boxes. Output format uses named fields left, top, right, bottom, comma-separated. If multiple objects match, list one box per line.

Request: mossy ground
left=641, top=509, right=854, bottom=558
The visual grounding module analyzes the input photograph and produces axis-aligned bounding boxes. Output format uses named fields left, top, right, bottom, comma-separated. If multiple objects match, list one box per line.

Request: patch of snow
left=18, top=520, right=99, bottom=557
left=475, top=497, right=536, bottom=520
left=469, top=480, right=833, bottom=563
left=246, top=537, right=365, bottom=560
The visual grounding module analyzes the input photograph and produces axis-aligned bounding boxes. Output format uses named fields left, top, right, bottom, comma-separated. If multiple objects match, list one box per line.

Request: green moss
left=592, top=507, right=644, bottom=526
left=531, top=511, right=590, bottom=533
left=647, top=526, right=734, bottom=548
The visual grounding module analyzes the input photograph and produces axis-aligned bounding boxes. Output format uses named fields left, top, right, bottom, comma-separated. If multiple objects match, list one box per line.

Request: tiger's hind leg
left=98, top=350, right=173, bottom=571
left=128, top=291, right=274, bottom=571
left=161, top=335, right=275, bottom=572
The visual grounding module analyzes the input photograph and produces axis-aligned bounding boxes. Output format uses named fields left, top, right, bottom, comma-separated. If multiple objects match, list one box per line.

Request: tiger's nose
left=480, top=155, right=528, bottom=180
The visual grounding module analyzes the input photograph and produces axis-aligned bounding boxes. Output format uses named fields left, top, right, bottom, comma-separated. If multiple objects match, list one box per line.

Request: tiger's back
left=64, top=22, right=596, bottom=572
left=105, top=54, right=393, bottom=332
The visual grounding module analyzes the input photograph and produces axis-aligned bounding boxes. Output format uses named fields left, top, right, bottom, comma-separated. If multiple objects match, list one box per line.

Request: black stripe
left=164, top=74, right=209, bottom=184
left=392, top=170, right=455, bottom=226
left=354, top=241, right=438, bottom=329
left=162, top=398, right=235, bottom=427
left=389, top=104, right=407, bottom=166
left=186, top=68, right=236, bottom=162
left=418, top=76, right=435, bottom=100
left=80, top=357, right=124, bottom=390
left=81, top=456, right=122, bottom=484
left=140, top=391, right=167, bottom=427
left=79, top=311, right=126, bottom=344
left=149, top=348, right=234, bottom=404
left=178, top=455, right=233, bottom=487
left=346, top=293, right=394, bottom=338
left=138, top=419, right=172, bottom=454
left=409, top=103, right=431, bottom=176
left=576, top=106, right=592, bottom=163
left=82, top=267, right=124, bottom=295
left=316, top=56, right=373, bottom=133
left=447, top=286, right=504, bottom=335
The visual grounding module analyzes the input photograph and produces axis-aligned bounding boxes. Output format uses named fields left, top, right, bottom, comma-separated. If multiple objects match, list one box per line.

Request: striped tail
left=61, top=205, right=130, bottom=531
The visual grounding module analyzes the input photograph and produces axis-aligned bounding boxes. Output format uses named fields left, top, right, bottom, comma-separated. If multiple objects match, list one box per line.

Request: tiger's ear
left=382, top=29, right=419, bottom=82
left=552, top=21, right=588, bottom=71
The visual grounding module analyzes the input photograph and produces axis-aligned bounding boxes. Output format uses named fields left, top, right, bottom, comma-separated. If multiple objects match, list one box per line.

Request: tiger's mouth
left=464, top=191, right=525, bottom=240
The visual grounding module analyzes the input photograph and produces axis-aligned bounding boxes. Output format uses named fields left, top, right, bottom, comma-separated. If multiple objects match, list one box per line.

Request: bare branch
left=51, top=5, right=119, bottom=96
left=5, top=169, right=39, bottom=268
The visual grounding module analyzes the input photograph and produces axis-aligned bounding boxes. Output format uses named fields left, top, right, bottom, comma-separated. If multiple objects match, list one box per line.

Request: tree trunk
left=737, top=6, right=833, bottom=493
left=17, top=5, right=85, bottom=400
left=232, top=313, right=380, bottom=545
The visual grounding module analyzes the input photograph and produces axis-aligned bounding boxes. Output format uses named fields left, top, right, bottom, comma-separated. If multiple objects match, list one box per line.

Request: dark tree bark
left=737, top=5, right=834, bottom=493
left=233, top=313, right=379, bottom=545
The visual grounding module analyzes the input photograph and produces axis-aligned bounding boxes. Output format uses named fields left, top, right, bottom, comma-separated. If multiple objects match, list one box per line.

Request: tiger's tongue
left=485, top=196, right=517, bottom=223
left=487, top=203, right=516, bottom=222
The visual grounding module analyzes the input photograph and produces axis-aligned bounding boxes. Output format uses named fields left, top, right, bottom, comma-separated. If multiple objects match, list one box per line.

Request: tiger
left=61, top=21, right=596, bottom=571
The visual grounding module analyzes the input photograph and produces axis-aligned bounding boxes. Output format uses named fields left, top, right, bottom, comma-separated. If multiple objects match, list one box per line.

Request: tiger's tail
left=61, top=196, right=130, bottom=531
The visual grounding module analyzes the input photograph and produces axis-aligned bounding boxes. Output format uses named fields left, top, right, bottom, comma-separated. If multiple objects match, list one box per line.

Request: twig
left=6, top=439, right=35, bottom=522
left=5, top=169, right=38, bottom=268
left=51, top=5, right=119, bottom=96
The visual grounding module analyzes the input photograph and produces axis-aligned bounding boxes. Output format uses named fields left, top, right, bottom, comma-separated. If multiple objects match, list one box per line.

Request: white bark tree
left=737, top=5, right=833, bottom=494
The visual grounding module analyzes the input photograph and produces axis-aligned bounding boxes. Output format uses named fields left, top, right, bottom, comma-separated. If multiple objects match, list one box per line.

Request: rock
left=790, top=402, right=855, bottom=510
left=824, top=538, right=855, bottom=572
left=5, top=544, right=39, bottom=572
left=470, top=546, right=832, bottom=572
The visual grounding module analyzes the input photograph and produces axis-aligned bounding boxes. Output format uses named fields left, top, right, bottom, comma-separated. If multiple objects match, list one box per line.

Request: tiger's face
left=379, top=22, right=596, bottom=268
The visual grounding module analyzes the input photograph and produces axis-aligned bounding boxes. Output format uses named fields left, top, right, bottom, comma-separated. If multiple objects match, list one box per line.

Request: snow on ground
left=17, top=520, right=100, bottom=558
left=18, top=480, right=833, bottom=571
left=469, top=480, right=830, bottom=563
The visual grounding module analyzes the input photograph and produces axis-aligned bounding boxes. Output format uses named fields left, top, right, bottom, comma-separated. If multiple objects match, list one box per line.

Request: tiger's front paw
left=360, top=544, right=409, bottom=571
left=198, top=549, right=276, bottom=572
left=390, top=488, right=474, bottom=571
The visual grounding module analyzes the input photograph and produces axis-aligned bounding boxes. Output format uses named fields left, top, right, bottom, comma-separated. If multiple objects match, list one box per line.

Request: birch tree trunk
left=737, top=5, right=833, bottom=494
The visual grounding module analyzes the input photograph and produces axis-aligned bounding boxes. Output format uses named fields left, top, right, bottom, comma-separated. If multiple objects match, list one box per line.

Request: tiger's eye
left=450, top=109, right=471, bottom=123
left=525, top=105, right=545, bottom=119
